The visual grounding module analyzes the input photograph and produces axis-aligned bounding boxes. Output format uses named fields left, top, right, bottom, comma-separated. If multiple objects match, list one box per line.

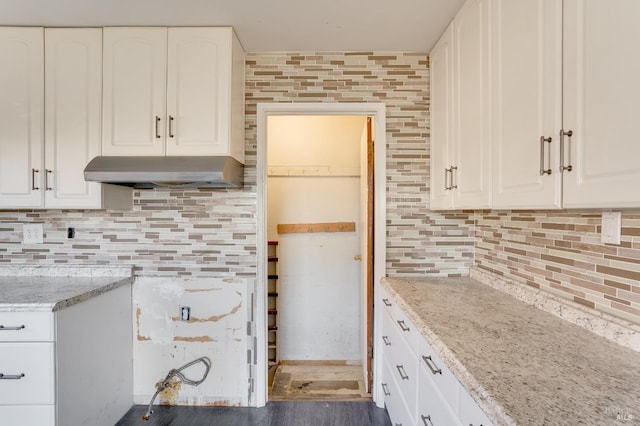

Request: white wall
left=267, top=115, right=366, bottom=361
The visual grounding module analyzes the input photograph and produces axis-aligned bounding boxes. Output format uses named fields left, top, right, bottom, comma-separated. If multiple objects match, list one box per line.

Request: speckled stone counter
left=0, top=265, right=133, bottom=312
left=381, top=276, right=640, bottom=425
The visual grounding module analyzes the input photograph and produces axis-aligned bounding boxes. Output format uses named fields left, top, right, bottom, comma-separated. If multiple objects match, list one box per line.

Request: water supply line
left=142, top=356, right=212, bottom=421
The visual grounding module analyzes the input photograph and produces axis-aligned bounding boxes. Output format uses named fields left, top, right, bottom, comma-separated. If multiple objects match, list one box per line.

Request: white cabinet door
left=562, top=0, right=640, bottom=208
left=44, top=28, right=104, bottom=209
left=452, top=0, right=491, bottom=209
left=491, top=0, right=562, bottom=209
left=0, top=27, right=44, bottom=208
left=166, top=28, right=232, bottom=156
left=102, top=28, right=167, bottom=156
left=430, top=25, right=454, bottom=210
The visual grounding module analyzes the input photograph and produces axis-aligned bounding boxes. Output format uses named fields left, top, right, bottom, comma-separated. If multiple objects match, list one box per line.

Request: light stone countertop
left=382, top=276, right=640, bottom=426
left=0, top=265, right=133, bottom=312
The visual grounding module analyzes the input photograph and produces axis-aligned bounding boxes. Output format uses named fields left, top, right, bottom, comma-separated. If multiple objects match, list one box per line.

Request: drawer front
left=417, top=366, right=462, bottom=426
left=418, top=335, right=460, bottom=410
left=459, top=385, right=494, bottom=426
left=379, top=286, right=396, bottom=318
left=382, top=360, right=413, bottom=426
left=0, top=405, right=55, bottom=426
left=392, top=303, right=419, bottom=353
left=0, top=343, right=55, bottom=404
left=0, top=312, right=54, bottom=342
left=384, top=310, right=418, bottom=414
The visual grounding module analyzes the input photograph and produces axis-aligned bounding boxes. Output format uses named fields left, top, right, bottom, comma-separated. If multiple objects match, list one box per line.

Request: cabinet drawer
left=384, top=312, right=418, bottom=414
left=381, top=361, right=413, bottom=426
left=0, top=405, right=55, bottom=426
left=0, top=312, right=54, bottom=342
left=418, top=335, right=460, bottom=409
left=417, top=365, right=462, bottom=426
left=391, top=302, right=419, bottom=353
left=0, top=343, right=55, bottom=404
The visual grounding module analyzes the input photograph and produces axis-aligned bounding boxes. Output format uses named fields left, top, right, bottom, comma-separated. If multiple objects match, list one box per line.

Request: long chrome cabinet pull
left=381, top=382, right=390, bottom=396
left=0, top=325, right=25, bottom=331
left=397, top=320, right=410, bottom=332
left=444, top=167, right=451, bottom=191
left=45, top=169, right=52, bottom=190
left=421, top=414, right=434, bottom=426
left=155, top=116, right=161, bottom=138
left=31, top=169, right=39, bottom=190
left=450, top=166, right=458, bottom=189
left=382, top=336, right=391, bottom=346
left=422, top=355, right=442, bottom=375
left=0, top=373, right=25, bottom=380
left=559, top=129, right=573, bottom=172
left=396, top=364, right=409, bottom=380
left=169, top=115, right=175, bottom=138
left=382, top=298, right=392, bottom=307
left=539, top=136, right=552, bottom=175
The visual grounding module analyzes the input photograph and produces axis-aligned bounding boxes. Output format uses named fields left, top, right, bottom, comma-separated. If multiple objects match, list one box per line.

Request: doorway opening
left=255, top=103, right=386, bottom=407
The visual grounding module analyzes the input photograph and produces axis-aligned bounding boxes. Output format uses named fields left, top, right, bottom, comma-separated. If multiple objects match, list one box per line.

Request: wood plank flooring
left=116, top=401, right=391, bottom=426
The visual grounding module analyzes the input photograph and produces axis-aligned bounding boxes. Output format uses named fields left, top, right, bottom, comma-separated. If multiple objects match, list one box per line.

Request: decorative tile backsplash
left=475, top=210, right=640, bottom=324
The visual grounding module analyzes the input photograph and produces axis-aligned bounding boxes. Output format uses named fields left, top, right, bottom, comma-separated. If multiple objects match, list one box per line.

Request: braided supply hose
left=142, top=356, right=212, bottom=421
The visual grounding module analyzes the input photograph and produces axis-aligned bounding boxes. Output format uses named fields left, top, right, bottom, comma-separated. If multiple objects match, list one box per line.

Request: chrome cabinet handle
left=422, top=355, right=442, bottom=375
left=45, top=169, right=52, bottom=191
left=169, top=115, right=175, bottom=138
left=396, top=364, right=409, bottom=380
left=421, top=414, right=434, bottom=426
left=559, top=129, right=573, bottom=172
left=0, top=325, right=25, bottom=331
left=31, top=169, right=39, bottom=191
left=444, top=167, right=451, bottom=191
left=397, top=320, right=410, bottom=332
left=381, top=382, right=390, bottom=396
left=382, top=335, right=391, bottom=346
left=450, top=166, right=458, bottom=189
left=382, top=298, right=392, bottom=307
left=0, top=373, right=25, bottom=380
left=539, top=136, right=552, bottom=175
left=155, top=116, right=161, bottom=139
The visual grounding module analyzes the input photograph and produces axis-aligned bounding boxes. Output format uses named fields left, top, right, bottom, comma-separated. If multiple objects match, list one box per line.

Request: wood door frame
left=255, top=103, right=386, bottom=407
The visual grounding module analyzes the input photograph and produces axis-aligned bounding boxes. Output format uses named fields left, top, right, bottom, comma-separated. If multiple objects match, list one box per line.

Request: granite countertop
left=382, top=275, right=640, bottom=425
left=0, top=265, right=133, bottom=312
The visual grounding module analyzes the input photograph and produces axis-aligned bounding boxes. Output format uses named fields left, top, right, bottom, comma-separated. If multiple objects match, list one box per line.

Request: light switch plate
left=601, top=212, right=621, bottom=245
left=23, top=223, right=44, bottom=244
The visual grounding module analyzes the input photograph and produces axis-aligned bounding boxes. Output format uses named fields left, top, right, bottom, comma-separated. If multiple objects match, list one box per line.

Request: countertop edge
left=380, top=277, right=516, bottom=426
left=51, top=276, right=133, bottom=312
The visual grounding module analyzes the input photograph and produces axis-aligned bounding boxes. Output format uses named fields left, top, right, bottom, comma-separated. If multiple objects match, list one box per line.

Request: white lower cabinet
left=0, top=285, right=132, bottom=426
left=378, top=286, right=494, bottom=426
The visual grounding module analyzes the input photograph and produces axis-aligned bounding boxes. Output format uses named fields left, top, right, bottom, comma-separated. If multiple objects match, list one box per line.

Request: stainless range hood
left=84, top=156, right=244, bottom=189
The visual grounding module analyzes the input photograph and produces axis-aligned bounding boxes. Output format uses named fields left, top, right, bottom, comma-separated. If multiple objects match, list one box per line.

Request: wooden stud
left=277, top=222, right=356, bottom=234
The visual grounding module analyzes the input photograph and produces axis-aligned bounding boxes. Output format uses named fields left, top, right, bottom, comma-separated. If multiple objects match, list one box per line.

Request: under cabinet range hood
left=83, top=156, right=244, bottom=189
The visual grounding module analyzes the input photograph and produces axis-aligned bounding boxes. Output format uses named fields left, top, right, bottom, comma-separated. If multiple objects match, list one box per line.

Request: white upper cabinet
left=0, top=27, right=44, bottom=208
left=45, top=28, right=130, bottom=210
left=430, top=0, right=491, bottom=210
left=102, top=28, right=167, bottom=156
left=491, top=0, right=563, bottom=209
left=562, top=0, right=640, bottom=208
left=0, top=27, right=131, bottom=210
left=103, top=27, right=245, bottom=162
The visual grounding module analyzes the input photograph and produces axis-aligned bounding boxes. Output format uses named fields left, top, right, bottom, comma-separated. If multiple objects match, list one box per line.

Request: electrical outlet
left=601, top=212, right=622, bottom=245
left=180, top=306, right=191, bottom=322
left=23, top=223, right=44, bottom=244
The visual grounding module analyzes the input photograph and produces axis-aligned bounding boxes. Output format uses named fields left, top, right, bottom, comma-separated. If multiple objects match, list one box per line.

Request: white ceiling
left=0, top=0, right=464, bottom=52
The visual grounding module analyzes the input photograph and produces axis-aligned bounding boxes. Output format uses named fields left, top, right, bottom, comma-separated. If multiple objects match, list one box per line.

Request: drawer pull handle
left=422, top=355, right=442, bottom=375
left=397, top=320, right=410, bottom=332
left=421, top=414, right=434, bottom=426
left=382, top=335, right=391, bottom=346
left=0, top=325, right=25, bottom=331
left=32, top=169, right=40, bottom=191
left=0, top=373, right=25, bottom=380
left=396, top=364, right=409, bottom=380
left=155, top=116, right=161, bottom=138
left=382, top=298, right=392, bottom=307
left=381, top=382, right=390, bottom=396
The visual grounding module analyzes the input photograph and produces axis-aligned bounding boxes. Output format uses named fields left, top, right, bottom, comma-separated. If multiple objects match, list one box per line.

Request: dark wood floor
left=116, top=402, right=391, bottom=426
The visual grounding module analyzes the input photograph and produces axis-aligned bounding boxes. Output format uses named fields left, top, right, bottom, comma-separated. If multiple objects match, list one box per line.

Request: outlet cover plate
left=23, top=223, right=44, bottom=244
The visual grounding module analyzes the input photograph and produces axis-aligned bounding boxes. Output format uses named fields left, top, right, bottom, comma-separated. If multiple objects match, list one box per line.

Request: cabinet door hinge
left=367, top=346, right=374, bottom=359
